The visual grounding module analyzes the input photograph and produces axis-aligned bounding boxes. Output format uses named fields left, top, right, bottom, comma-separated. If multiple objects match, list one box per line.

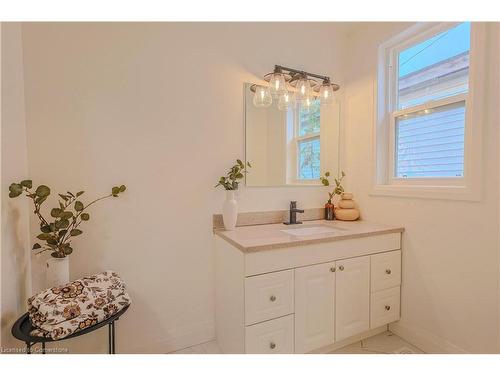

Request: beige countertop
left=214, top=220, right=404, bottom=253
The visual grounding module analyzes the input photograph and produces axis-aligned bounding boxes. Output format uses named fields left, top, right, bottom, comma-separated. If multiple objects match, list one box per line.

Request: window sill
left=370, top=183, right=480, bottom=201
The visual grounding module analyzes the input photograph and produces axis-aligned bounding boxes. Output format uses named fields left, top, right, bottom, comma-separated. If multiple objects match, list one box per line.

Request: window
left=296, top=99, right=321, bottom=180
left=374, top=22, right=484, bottom=200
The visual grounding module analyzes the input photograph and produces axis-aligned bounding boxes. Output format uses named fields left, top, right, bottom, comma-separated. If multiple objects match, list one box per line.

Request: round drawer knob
left=338, top=265, right=344, bottom=271
left=385, top=305, right=391, bottom=311
left=385, top=269, right=392, bottom=275
left=330, top=267, right=336, bottom=273
left=270, top=295, right=277, bottom=302
left=270, top=342, right=276, bottom=349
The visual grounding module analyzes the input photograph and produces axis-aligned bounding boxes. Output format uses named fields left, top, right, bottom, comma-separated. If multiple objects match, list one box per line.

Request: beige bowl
left=338, top=199, right=355, bottom=209
left=341, top=192, right=353, bottom=200
left=334, top=208, right=360, bottom=221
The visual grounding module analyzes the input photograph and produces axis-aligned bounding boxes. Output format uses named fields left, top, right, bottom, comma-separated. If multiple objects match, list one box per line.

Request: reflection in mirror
left=244, top=83, right=340, bottom=187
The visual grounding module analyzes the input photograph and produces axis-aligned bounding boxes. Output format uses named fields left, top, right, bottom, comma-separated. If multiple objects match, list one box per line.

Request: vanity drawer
left=371, top=250, right=401, bottom=292
left=245, top=315, right=294, bottom=354
left=245, top=269, right=294, bottom=325
left=370, top=286, right=400, bottom=328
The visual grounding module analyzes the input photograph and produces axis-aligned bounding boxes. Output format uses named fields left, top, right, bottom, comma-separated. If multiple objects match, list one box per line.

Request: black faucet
left=284, top=201, right=304, bottom=225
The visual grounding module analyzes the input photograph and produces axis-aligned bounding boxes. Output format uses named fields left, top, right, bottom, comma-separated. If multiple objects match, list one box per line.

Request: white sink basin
left=281, top=225, right=342, bottom=237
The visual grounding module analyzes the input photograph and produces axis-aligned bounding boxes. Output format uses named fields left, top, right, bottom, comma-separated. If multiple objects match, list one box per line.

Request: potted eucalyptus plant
left=319, top=171, right=345, bottom=220
left=214, top=159, right=251, bottom=230
left=8, top=180, right=126, bottom=286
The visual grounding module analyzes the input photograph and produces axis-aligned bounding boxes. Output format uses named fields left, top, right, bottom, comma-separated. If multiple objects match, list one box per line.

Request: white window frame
left=372, top=22, right=486, bottom=201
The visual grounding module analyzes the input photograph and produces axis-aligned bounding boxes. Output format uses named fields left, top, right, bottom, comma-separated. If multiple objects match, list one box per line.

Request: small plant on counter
left=215, top=159, right=252, bottom=190
left=8, top=180, right=126, bottom=258
left=320, top=171, right=345, bottom=202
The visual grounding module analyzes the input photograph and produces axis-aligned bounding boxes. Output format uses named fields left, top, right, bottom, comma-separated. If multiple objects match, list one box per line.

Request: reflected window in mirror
left=295, top=99, right=321, bottom=180
left=244, top=83, right=340, bottom=187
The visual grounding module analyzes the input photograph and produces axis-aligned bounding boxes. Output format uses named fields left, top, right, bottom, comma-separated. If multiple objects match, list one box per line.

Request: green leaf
left=59, top=201, right=65, bottom=210
left=60, top=211, right=73, bottom=220
left=70, top=229, right=83, bottom=236
left=59, top=194, right=69, bottom=201
left=119, top=185, right=126, bottom=192
left=46, top=237, right=58, bottom=246
left=237, top=159, right=243, bottom=167
left=81, top=213, right=90, bottom=221
left=50, top=223, right=56, bottom=232
left=35, top=185, right=50, bottom=198
left=8, top=183, right=23, bottom=198
left=247, top=161, right=252, bottom=168
left=62, top=246, right=73, bottom=255
left=58, top=230, right=68, bottom=237
left=56, top=219, right=69, bottom=229
left=32, top=243, right=41, bottom=250
left=37, top=233, right=52, bottom=240
left=112, top=186, right=120, bottom=195
left=20, top=180, right=33, bottom=189
left=235, top=173, right=243, bottom=179
left=51, top=208, right=63, bottom=218
left=35, top=196, right=47, bottom=205
left=76, top=191, right=84, bottom=197
left=67, top=191, right=75, bottom=198
left=40, top=225, right=51, bottom=233
left=51, top=251, right=65, bottom=258
left=74, top=201, right=84, bottom=211
left=325, top=171, right=330, bottom=177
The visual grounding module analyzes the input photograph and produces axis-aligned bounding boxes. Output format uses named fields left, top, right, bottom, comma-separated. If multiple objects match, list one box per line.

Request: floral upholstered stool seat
left=11, top=270, right=131, bottom=354
left=11, top=304, right=129, bottom=354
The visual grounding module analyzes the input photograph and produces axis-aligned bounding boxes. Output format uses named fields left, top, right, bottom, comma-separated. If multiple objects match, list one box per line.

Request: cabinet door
left=294, top=262, right=336, bottom=353
left=335, top=256, right=370, bottom=341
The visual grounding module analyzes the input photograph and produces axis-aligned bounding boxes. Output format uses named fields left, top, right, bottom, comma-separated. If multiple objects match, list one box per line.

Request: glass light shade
left=253, top=85, right=272, bottom=108
left=319, top=83, right=334, bottom=105
left=301, top=96, right=313, bottom=113
left=277, top=92, right=295, bottom=111
left=295, top=77, right=311, bottom=102
left=269, top=73, right=287, bottom=97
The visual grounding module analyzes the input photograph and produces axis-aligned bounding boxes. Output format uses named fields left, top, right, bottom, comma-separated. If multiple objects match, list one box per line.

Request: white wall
left=1, top=22, right=32, bottom=349
left=344, top=22, right=500, bottom=353
left=20, top=23, right=347, bottom=353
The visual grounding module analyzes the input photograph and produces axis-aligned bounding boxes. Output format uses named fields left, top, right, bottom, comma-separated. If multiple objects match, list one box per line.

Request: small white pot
left=46, top=257, right=70, bottom=287
left=222, top=190, right=238, bottom=231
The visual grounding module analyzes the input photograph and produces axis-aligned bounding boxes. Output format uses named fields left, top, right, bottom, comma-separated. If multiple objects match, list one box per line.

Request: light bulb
left=295, top=76, right=311, bottom=102
left=277, top=92, right=295, bottom=111
left=252, top=85, right=272, bottom=108
left=319, top=83, right=334, bottom=105
left=269, top=73, right=287, bottom=97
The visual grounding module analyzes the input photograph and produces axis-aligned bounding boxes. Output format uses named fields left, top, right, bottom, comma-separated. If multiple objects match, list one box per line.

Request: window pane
left=298, top=137, right=320, bottom=180
left=299, top=98, right=321, bottom=136
left=395, top=101, right=465, bottom=178
left=398, top=22, right=470, bottom=109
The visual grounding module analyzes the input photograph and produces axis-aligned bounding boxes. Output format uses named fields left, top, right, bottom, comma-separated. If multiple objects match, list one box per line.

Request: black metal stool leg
left=111, top=321, right=115, bottom=354
left=42, top=342, right=46, bottom=354
left=108, top=323, right=112, bottom=354
left=26, top=342, right=31, bottom=354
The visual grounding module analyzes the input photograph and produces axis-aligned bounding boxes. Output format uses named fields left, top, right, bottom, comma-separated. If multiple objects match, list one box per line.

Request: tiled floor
left=171, top=331, right=424, bottom=354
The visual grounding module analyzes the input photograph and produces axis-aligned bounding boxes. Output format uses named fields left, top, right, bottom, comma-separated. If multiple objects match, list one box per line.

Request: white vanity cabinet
left=215, top=222, right=403, bottom=354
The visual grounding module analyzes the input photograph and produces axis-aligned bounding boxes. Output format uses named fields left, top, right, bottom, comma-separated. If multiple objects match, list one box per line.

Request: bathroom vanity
left=214, top=220, right=403, bottom=353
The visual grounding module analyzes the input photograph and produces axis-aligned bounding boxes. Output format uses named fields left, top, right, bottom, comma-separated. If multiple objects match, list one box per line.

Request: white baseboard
left=389, top=321, right=467, bottom=354
left=309, top=325, right=388, bottom=354
left=122, top=320, right=215, bottom=354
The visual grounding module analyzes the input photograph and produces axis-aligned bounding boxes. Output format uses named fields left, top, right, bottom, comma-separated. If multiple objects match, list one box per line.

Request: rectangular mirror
left=244, top=83, right=341, bottom=187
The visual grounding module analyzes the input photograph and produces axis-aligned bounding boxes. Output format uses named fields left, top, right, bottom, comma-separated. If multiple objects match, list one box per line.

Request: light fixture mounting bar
left=274, top=65, right=331, bottom=82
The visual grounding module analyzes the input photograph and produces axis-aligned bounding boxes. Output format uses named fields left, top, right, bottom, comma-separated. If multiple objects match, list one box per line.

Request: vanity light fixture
left=250, top=65, right=340, bottom=111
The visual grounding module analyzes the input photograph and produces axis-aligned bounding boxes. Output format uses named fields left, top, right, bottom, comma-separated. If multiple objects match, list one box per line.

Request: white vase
left=222, top=190, right=238, bottom=231
left=46, top=257, right=70, bottom=287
